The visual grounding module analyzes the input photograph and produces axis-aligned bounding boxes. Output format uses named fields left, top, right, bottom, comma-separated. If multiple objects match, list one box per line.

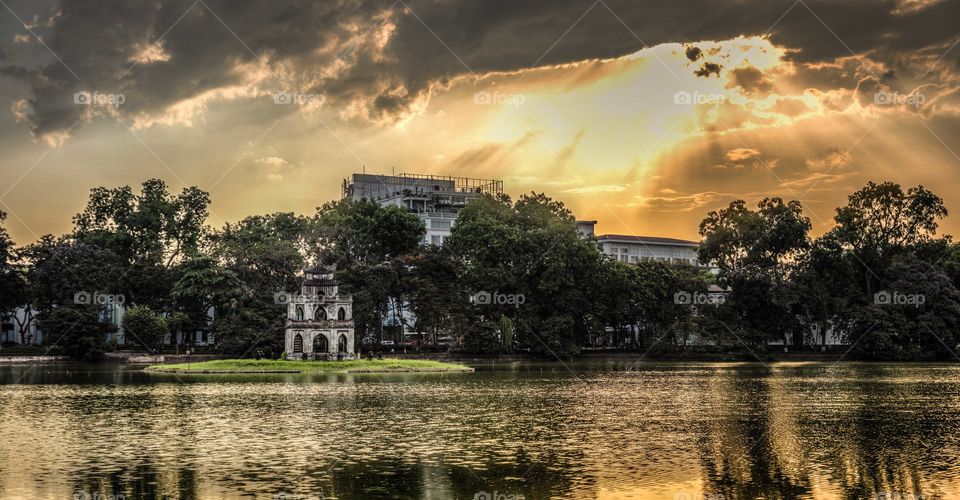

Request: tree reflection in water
left=0, top=362, right=958, bottom=499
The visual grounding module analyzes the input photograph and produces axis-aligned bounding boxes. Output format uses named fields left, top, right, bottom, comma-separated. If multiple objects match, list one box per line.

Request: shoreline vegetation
left=145, top=358, right=474, bottom=374
left=4, top=180, right=960, bottom=364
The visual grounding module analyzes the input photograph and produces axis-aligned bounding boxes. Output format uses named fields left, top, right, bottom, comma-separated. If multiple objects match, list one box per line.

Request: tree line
left=1, top=178, right=958, bottom=361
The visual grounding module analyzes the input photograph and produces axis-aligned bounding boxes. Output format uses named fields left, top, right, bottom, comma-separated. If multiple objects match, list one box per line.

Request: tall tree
left=698, top=197, right=811, bottom=344
left=311, top=199, right=425, bottom=347
left=121, top=305, right=168, bottom=352
left=0, top=211, right=25, bottom=344
left=828, top=181, right=948, bottom=298
left=448, top=192, right=607, bottom=358
left=405, top=247, right=468, bottom=347
left=210, top=213, right=308, bottom=356
left=72, top=179, right=210, bottom=309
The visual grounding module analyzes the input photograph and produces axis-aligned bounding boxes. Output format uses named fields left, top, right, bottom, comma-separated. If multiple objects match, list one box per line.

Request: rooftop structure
left=575, top=220, right=597, bottom=238
left=342, top=172, right=503, bottom=246
left=343, top=173, right=502, bottom=207
left=596, top=234, right=700, bottom=266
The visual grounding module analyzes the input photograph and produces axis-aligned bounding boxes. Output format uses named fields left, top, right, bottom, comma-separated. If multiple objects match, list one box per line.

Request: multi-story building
left=342, top=173, right=503, bottom=246
left=596, top=234, right=701, bottom=266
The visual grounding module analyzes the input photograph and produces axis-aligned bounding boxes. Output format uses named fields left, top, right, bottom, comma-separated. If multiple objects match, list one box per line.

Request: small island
left=145, top=359, right=474, bottom=374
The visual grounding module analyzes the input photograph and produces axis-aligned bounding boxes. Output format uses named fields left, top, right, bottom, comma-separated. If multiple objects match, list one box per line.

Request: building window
left=293, top=333, right=303, bottom=353
left=315, top=306, right=326, bottom=321
left=314, top=334, right=328, bottom=353
left=337, top=333, right=348, bottom=353
left=338, top=307, right=346, bottom=321
left=295, top=306, right=304, bottom=321
left=432, top=220, right=451, bottom=230
left=431, top=235, right=444, bottom=245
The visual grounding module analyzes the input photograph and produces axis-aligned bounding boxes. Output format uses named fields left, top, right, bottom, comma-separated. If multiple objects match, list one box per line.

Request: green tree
left=19, top=236, right=123, bottom=310
left=171, top=256, right=244, bottom=346
left=210, top=213, right=307, bottom=356
left=828, top=181, right=948, bottom=298
left=121, top=305, right=168, bottom=351
left=699, top=198, right=810, bottom=275
left=405, top=247, right=467, bottom=347
left=449, top=192, right=606, bottom=359
left=698, top=197, right=811, bottom=345
left=73, top=179, right=210, bottom=309
left=845, top=261, right=960, bottom=360
left=0, top=211, right=25, bottom=341
left=40, top=306, right=114, bottom=361
left=311, top=199, right=425, bottom=347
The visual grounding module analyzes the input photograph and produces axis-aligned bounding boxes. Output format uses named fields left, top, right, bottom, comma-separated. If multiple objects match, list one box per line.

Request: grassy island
left=145, top=358, right=474, bottom=374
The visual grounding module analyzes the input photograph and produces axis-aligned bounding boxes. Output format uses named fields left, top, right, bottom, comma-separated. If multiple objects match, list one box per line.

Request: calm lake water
left=0, top=361, right=958, bottom=499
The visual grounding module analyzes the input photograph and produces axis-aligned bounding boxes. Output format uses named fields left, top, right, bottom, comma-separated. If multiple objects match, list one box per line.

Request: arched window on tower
left=337, top=307, right=346, bottom=321
left=293, top=333, right=303, bottom=353
left=295, top=306, right=304, bottom=321
left=314, top=334, right=328, bottom=353
left=315, top=306, right=327, bottom=321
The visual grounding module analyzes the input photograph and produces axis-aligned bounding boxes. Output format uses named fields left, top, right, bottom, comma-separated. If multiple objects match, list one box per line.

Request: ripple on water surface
left=0, top=363, right=958, bottom=499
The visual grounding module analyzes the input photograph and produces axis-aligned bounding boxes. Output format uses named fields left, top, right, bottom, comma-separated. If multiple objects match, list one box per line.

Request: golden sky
left=1, top=0, right=959, bottom=244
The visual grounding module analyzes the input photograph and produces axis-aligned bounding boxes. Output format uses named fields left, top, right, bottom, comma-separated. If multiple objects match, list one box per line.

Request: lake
left=0, top=361, right=958, bottom=499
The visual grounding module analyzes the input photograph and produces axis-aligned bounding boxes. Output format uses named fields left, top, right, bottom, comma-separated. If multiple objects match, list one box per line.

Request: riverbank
left=145, top=359, right=474, bottom=374
left=372, top=348, right=852, bottom=363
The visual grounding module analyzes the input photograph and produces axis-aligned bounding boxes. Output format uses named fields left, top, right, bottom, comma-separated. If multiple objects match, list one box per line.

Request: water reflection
left=0, top=362, right=958, bottom=499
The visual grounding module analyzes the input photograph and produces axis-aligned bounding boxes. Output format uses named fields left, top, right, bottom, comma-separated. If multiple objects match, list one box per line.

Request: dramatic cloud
left=725, top=148, right=762, bottom=162
left=726, top=66, right=774, bottom=96
left=3, top=0, right=960, bottom=144
left=2, top=0, right=960, bottom=242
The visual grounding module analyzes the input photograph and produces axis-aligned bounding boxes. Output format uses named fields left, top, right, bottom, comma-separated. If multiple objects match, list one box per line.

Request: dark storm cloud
left=694, top=62, right=723, bottom=78
left=3, top=0, right=960, bottom=140
left=727, top=66, right=774, bottom=95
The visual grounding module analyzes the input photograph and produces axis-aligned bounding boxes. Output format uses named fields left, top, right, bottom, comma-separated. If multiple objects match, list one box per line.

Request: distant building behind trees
left=343, top=173, right=502, bottom=246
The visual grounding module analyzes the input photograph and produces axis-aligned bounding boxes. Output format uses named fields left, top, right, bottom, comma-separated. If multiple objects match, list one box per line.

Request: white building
left=575, top=220, right=597, bottom=238
left=1, top=306, right=42, bottom=345
left=284, top=266, right=357, bottom=360
left=342, top=173, right=503, bottom=246
left=596, top=234, right=700, bottom=266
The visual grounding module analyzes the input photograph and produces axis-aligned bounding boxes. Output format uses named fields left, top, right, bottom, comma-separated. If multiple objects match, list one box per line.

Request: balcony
left=285, top=319, right=353, bottom=329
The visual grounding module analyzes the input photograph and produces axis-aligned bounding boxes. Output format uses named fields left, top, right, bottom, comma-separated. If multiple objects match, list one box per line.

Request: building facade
left=342, top=172, right=503, bottom=341
left=575, top=220, right=597, bottom=238
left=284, top=266, right=356, bottom=360
left=1, top=307, right=42, bottom=345
left=342, top=173, right=502, bottom=246
left=596, top=234, right=700, bottom=266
